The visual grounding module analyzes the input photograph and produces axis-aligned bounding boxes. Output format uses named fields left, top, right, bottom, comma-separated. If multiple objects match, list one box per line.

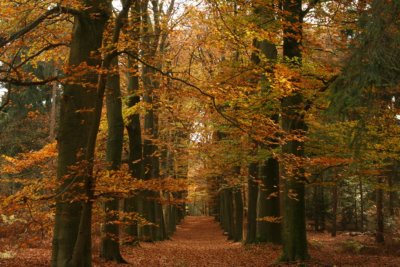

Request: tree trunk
left=388, top=163, right=396, bottom=216
left=49, top=70, right=58, bottom=140
left=331, top=182, right=338, bottom=237
left=376, top=178, right=384, bottom=243
left=223, top=188, right=234, bottom=239
left=140, top=61, right=158, bottom=240
left=124, top=0, right=143, bottom=242
left=124, top=88, right=141, bottom=243
left=246, top=162, right=258, bottom=244
left=359, top=177, right=364, bottom=232
left=313, top=174, right=326, bottom=232
left=51, top=3, right=109, bottom=266
left=260, top=158, right=281, bottom=244
left=281, top=0, right=309, bottom=261
left=234, top=187, right=243, bottom=242
left=100, top=56, right=126, bottom=263
left=250, top=4, right=280, bottom=244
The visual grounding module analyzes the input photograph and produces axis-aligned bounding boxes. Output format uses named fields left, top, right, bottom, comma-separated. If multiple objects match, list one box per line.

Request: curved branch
left=0, top=5, right=81, bottom=49
left=15, top=43, right=68, bottom=69
left=0, top=77, right=58, bottom=86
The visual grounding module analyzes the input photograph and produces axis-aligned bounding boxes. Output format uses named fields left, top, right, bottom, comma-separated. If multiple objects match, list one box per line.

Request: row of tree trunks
left=219, top=187, right=243, bottom=242
left=52, top=0, right=183, bottom=265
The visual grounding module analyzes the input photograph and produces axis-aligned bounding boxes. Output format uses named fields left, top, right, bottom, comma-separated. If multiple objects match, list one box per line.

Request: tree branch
left=122, top=50, right=246, bottom=133
left=0, top=5, right=81, bottom=49
left=0, top=77, right=59, bottom=87
left=301, top=0, right=322, bottom=19
left=15, top=43, right=68, bottom=69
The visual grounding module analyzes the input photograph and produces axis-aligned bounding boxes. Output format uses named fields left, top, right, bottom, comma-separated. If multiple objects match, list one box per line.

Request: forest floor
left=1, top=216, right=400, bottom=266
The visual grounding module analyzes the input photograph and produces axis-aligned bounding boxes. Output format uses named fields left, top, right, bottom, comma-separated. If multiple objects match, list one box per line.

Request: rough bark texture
left=51, top=2, right=109, bottom=266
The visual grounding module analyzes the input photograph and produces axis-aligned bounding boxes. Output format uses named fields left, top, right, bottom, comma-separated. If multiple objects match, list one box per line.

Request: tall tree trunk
left=376, top=177, right=384, bottom=243
left=331, top=182, right=338, bottom=237
left=246, top=162, right=258, bottom=244
left=359, top=177, right=364, bottom=232
left=281, top=0, right=309, bottom=261
left=222, top=188, right=234, bottom=239
left=51, top=3, right=109, bottom=266
left=52, top=1, right=133, bottom=264
left=124, top=0, right=143, bottom=245
left=175, top=131, right=189, bottom=223
left=100, top=56, right=126, bottom=263
left=251, top=2, right=280, bottom=244
left=218, top=189, right=226, bottom=232
left=388, top=162, right=397, bottom=216
left=313, top=182, right=325, bottom=231
left=124, top=75, right=142, bottom=243
left=49, top=69, right=58, bottom=140
left=234, top=187, right=243, bottom=242
left=259, top=158, right=281, bottom=244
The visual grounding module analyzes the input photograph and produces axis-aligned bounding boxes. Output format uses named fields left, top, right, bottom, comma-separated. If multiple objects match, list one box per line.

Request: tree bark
left=100, top=56, right=126, bottom=263
left=331, top=182, right=338, bottom=237
left=376, top=177, right=384, bottom=243
left=124, top=0, right=143, bottom=244
left=281, top=0, right=309, bottom=261
left=49, top=68, right=58, bottom=141
left=246, top=162, right=258, bottom=244
left=51, top=3, right=109, bottom=266
left=260, top=158, right=281, bottom=244
left=234, top=187, right=243, bottom=242
left=359, top=177, right=364, bottom=232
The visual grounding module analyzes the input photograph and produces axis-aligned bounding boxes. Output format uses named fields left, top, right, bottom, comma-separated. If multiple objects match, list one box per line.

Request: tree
left=280, top=0, right=317, bottom=261
left=52, top=1, right=132, bottom=265
left=51, top=2, right=110, bottom=265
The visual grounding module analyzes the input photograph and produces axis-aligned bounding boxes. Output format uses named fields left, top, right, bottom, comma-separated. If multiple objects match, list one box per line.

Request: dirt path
left=2, top=216, right=400, bottom=266
left=102, top=216, right=279, bottom=267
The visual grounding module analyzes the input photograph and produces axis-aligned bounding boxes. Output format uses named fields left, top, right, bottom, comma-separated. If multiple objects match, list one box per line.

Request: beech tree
left=51, top=2, right=110, bottom=265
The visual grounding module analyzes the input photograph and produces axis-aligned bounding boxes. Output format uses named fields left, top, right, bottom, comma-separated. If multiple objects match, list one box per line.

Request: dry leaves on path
left=2, top=216, right=400, bottom=266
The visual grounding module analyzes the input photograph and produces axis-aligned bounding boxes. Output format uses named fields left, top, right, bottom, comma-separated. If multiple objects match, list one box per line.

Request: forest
left=0, top=0, right=399, bottom=266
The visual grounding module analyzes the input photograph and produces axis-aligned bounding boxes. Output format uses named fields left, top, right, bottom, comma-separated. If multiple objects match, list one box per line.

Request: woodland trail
left=98, top=216, right=400, bottom=267
left=103, top=216, right=279, bottom=267
left=2, top=216, right=400, bottom=266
